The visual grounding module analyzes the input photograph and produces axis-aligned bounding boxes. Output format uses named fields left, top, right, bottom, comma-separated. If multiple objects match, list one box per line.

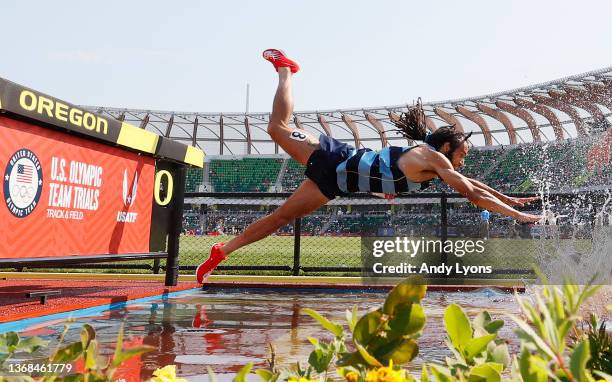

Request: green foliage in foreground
left=227, top=275, right=611, bottom=382
left=572, top=314, right=612, bottom=375
left=2, top=275, right=611, bottom=382
left=0, top=322, right=154, bottom=382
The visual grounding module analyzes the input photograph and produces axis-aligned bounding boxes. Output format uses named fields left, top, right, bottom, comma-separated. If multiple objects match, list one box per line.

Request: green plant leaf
left=507, top=314, right=555, bottom=359
left=346, top=305, right=358, bottom=332
left=465, top=334, right=497, bottom=360
left=593, top=371, right=612, bottom=382
left=484, top=320, right=504, bottom=334
left=569, top=340, right=590, bottom=382
left=5, top=332, right=19, bottom=353
left=113, top=323, right=125, bottom=363
left=534, top=293, right=560, bottom=351
left=336, top=367, right=350, bottom=378
left=355, top=343, right=382, bottom=367
left=337, top=350, right=366, bottom=367
left=552, top=287, right=565, bottom=321
left=473, top=311, right=492, bottom=329
left=110, top=345, right=155, bottom=368
left=486, top=362, right=503, bottom=372
left=334, top=337, right=347, bottom=354
left=518, top=348, right=548, bottom=382
left=59, top=373, right=84, bottom=382
left=51, top=341, right=83, bottom=363
left=388, top=303, right=426, bottom=338
left=444, top=304, right=472, bottom=352
left=353, top=309, right=383, bottom=345
left=557, top=320, right=574, bottom=353
left=308, top=347, right=334, bottom=373
left=207, top=366, right=218, bottom=382
left=302, top=308, right=343, bottom=337
left=517, top=298, right=546, bottom=340
left=84, top=339, right=98, bottom=370
left=16, top=336, right=49, bottom=354
left=7, top=375, right=36, bottom=382
left=234, top=362, right=253, bottom=382
left=491, top=344, right=511, bottom=367
left=421, top=365, right=430, bottom=382
left=80, top=324, right=96, bottom=349
left=429, top=364, right=453, bottom=382
left=468, top=363, right=501, bottom=382
left=383, top=277, right=426, bottom=316
left=383, top=338, right=419, bottom=364
left=255, top=369, right=273, bottom=382
left=575, top=284, right=601, bottom=313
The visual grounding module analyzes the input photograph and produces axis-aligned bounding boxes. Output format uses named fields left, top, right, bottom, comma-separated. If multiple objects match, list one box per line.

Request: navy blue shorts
left=304, top=135, right=353, bottom=199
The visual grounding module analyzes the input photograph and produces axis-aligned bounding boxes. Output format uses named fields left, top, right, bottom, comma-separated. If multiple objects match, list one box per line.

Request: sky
left=1, top=0, right=611, bottom=114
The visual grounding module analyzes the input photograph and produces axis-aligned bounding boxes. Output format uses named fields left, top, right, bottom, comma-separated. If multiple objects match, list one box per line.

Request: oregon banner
left=0, top=77, right=204, bottom=168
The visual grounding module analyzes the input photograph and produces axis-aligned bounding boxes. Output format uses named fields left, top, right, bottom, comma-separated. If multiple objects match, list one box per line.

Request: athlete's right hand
left=516, top=212, right=544, bottom=224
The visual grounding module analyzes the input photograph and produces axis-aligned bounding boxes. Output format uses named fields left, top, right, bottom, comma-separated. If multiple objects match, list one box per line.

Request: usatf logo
left=122, top=168, right=138, bottom=207
left=3, top=149, right=43, bottom=218
left=117, top=168, right=139, bottom=223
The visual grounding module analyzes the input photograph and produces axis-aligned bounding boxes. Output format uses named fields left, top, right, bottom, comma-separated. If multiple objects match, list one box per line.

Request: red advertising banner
left=0, top=116, right=155, bottom=258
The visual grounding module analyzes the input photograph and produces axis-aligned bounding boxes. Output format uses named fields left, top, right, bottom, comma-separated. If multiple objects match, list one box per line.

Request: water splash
left=526, top=139, right=612, bottom=286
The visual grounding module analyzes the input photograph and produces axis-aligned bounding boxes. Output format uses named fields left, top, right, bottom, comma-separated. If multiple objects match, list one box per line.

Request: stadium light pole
left=246, top=83, right=250, bottom=114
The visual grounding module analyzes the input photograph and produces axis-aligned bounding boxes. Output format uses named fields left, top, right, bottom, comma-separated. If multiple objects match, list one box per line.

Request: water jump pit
left=0, top=279, right=525, bottom=381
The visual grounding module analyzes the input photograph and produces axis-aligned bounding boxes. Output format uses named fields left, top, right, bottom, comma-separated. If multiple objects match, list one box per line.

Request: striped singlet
left=335, top=146, right=429, bottom=195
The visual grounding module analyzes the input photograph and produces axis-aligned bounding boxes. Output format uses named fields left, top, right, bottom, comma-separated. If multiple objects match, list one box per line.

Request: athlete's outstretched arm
left=466, top=177, right=539, bottom=207
left=429, top=157, right=542, bottom=223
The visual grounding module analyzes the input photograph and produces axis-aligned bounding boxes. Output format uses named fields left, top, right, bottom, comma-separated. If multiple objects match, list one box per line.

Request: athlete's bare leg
left=222, top=67, right=333, bottom=254
left=196, top=62, right=330, bottom=281
left=267, top=67, right=319, bottom=165
left=221, top=65, right=331, bottom=255
left=223, top=179, right=328, bottom=255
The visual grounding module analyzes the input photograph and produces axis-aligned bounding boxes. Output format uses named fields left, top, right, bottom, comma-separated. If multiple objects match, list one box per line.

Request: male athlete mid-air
left=196, top=49, right=542, bottom=283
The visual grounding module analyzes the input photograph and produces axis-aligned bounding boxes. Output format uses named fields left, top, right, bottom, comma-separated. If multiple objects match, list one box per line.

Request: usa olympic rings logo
left=11, top=184, right=35, bottom=199
left=3, top=149, right=43, bottom=218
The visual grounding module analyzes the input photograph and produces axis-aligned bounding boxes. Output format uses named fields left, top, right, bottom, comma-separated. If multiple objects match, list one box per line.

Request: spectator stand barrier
left=0, top=77, right=204, bottom=286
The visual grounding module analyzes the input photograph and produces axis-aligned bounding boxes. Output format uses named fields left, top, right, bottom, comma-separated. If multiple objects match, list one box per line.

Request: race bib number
left=289, top=131, right=308, bottom=141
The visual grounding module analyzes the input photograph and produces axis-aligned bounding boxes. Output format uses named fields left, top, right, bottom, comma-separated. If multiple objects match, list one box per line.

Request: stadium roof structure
left=84, top=66, right=612, bottom=155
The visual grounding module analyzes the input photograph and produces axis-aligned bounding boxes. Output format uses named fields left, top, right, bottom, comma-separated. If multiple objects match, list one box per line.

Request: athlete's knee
left=267, top=121, right=288, bottom=137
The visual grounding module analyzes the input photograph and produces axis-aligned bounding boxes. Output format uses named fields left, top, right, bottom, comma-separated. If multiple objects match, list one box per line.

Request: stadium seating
left=186, top=168, right=203, bottom=192
left=281, top=159, right=306, bottom=191
left=187, top=134, right=609, bottom=194
left=208, top=158, right=283, bottom=192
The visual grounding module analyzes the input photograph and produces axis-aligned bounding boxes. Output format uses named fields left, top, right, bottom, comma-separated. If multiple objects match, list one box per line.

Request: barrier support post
left=153, top=259, right=160, bottom=274
left=293, top=217, right=301, bottom=276
left=165, top=164, right=186, bottom=286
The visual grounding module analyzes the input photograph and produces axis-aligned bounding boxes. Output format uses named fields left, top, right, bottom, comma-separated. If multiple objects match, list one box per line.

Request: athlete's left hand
left=506, top=196, right=540, bottom=207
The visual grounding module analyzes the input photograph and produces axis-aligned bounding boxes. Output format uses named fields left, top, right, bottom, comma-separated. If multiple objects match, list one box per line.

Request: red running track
left=0, top=278, right=199, bottom=323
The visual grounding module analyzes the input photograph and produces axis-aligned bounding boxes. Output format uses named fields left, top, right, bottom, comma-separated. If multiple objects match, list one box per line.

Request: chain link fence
left=176, top=191, right=611, bottom=281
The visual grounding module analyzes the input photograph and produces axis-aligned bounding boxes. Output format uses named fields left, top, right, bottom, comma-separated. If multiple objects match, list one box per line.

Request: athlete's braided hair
left=393, top=98, right=472, bottom=157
